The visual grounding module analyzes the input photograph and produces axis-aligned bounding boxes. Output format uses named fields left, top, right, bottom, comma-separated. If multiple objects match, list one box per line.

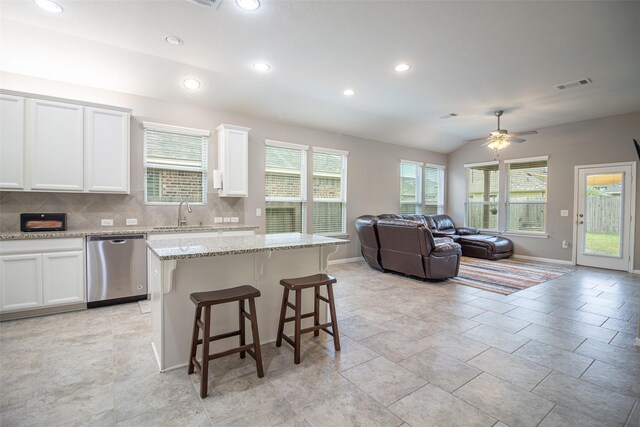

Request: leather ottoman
left=458, top=235, right=514, bottom=260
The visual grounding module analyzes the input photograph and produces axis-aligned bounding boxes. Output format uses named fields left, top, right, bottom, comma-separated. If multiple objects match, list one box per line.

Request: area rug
left=451, top=257, right=573, bottom=295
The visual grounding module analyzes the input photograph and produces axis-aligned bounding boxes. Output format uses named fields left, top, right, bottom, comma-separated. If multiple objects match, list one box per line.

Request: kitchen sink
left=152, top=225, right=209, bottom=230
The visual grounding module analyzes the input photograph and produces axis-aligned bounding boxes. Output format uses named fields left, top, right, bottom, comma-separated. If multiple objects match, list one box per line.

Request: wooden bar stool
left=275, top=274, right=340, bottom=364
left=188, top=285, right=264, bottom=398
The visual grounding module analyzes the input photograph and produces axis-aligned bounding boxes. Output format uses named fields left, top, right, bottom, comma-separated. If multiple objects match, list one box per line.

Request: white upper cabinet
left=216, top=124, right=249, bottom=197
left=28, top=98, right=84, bottom=191
left=85, top=107, right=130, bottom=193
left=0, top=91, right=130, bottom=194
left=0, top=95, right=25, bottom=190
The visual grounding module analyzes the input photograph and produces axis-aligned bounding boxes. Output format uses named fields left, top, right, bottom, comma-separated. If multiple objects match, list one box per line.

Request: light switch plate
left=101, top=219, right=113, bottom=226
left=223, top=217, right=231, bottom=223
left=126, top=218, right=138, bottom=226
left=256, top=208, right=262, bottom=217
left=560, top=210, right=569, bottom=217
left=214, top=217, right=223, bottom=223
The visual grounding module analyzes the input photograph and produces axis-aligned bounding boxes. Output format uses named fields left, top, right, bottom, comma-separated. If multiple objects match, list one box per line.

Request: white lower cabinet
left=0, top=254, right=42, bottom=311
left=0, top=238, right=85, bottom=313
left=42, top=251, right=84, bottom=305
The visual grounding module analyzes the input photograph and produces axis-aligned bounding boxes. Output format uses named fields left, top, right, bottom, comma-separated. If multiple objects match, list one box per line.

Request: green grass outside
left=585, top=232, right=620, bottom=256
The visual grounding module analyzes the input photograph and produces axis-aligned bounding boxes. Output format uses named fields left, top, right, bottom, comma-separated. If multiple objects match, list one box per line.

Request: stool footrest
left=209, top=343, right=255, bottom=361
left=301, top=322, right=334, bottom=334
left=284, top=312, right=315, bottom=322
left=281, top=334, right=295, bottom=347
left=191, top=358, right=202, bottom=375
left=316, top=295, right=329, bottom=303
left=321, top=327, right=334, bottom=336
left=286, top=301, right=296, bottom=310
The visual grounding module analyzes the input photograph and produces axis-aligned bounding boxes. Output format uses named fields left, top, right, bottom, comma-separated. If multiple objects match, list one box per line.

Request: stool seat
left=280, top=274, right=336, bottom=290
left=191, top=285, right=260, bottom=306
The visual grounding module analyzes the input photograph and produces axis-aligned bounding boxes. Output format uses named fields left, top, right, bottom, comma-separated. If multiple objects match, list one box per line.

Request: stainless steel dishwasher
left=86, top=234, right=147, bottom=307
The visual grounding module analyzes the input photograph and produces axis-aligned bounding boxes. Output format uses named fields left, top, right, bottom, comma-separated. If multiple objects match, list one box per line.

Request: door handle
left=110, top=240, right=127, bottom=245
left=578, top=221, right=584, bottom=224
left=578, top=214, right=584, bottom=218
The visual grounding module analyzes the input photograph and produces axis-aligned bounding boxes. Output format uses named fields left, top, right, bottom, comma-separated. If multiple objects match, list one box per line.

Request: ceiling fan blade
left=510, top=130, right=538, bottom=136
left=508, top=137, right=526, bottom=143
left=480, top=140, right=491, bottom=147
left=465, top=137, right=490, bottom=143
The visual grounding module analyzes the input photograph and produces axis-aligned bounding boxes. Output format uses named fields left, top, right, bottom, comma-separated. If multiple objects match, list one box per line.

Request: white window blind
left=424, top=165, right=445, bottom=215
left=507, top=159, right=548, bottom=233
left=143, top=123, right=208, bottom=204
left=265, top=143, right=307, bottom=234
left=400, top=161, right=422, bottom=214
left=313, top=149, right=347, bottom=235
left=466, top=163, right=499, bottom=230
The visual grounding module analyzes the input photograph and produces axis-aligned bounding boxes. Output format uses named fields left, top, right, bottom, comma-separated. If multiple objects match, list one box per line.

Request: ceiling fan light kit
left=465, top=110, right=538, bottom=153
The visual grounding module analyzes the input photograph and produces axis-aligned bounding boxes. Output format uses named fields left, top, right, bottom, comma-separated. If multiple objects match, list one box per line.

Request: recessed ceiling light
left=394, top=63, right=410, bottom=72
left=183, top=79, right=201, bottom=90
left=252, top=62, right=271, bottom=72
left=164, top=35, right=183, bottom=46
left=34, top=0, right=63, bottom=13
left=343, top=89, right=355, bottom=96
left=236, top=0, right=260, bottom=11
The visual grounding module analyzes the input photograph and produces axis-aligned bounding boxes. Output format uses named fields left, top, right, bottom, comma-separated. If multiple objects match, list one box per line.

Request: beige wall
left=0, top=73, right=447, bottom=260
left=447, top=111, right=640, bottom=270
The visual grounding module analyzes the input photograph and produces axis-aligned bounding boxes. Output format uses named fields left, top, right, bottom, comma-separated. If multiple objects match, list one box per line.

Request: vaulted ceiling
left=2, top=0, right=640, bottom=153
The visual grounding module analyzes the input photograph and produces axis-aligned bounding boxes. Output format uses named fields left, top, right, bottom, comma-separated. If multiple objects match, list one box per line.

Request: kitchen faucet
left=178, top=201, right=192, bottom=226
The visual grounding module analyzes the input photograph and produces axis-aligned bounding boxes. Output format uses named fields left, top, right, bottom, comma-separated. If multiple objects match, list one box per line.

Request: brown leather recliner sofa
left=355, top=216, right=462, bottom=279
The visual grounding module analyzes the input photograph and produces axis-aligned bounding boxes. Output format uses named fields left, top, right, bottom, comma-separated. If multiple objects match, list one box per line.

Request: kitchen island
left=146, top=233, right=349, bottom=371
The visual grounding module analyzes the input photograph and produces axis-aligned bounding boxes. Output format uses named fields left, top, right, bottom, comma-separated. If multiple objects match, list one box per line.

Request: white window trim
left=424, top=164, right=446, bottom=214
left=464, top=160, right=499, bottom=168
left=464, top=163, right=500, bottom=231
left=424, top=163, right=446, bottom=169
left=400, top=160, right=423, bottom=214
left=503, top=155, right=549, bottom=164
left=312, top=147, right=348, bottom=235
left=142, top=121, right=210, bottom=137
left=265, top=139, right=309, bottom=151
left=143, top=123, right=208, bottom=206
left=265, top=142, right=308, bottom=234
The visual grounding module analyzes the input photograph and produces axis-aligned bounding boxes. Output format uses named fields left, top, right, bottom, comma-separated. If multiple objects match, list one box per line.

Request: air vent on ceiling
left=439, top=113, right=458, bottom=119
left=556, top=77, right=592, bottom=90
left=186, top=0, right=217, bottom=7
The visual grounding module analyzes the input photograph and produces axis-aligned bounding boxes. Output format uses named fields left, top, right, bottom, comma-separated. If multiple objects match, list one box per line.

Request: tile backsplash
left=0, top=191, right=245, bottom=232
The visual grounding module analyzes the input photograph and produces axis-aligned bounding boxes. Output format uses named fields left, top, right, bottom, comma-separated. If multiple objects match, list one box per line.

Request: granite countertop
left=147, top=233, right=350, bottom=260
left=0, top=224, right=259, bottom=240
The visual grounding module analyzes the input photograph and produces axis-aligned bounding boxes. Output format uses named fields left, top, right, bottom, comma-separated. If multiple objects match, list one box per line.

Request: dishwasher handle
left=87, top=234, right=146, bottom=242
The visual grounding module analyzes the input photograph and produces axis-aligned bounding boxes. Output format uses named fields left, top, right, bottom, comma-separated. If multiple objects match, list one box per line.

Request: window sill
left=502, top=232, right=549, bottom=239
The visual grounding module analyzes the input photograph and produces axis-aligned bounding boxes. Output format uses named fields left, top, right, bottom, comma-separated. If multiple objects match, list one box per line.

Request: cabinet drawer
left=0, top=238, right=84, bottom=254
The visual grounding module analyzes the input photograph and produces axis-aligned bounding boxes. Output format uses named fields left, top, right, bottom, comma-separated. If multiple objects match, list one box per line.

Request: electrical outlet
left=231, top=217, right=239, bottom=223
left=562, top=240, right=569, bottom=249
left=560, top=210, right=569, bottom=217
left=126, top=218, right=138, bottom=226
left=101, top=219, right=113, bottom=226
left=255, top=208, right=262, bottom=217
left=214, top=217, right=223, bottom=223
left=223, top=217, right=231, bottom=223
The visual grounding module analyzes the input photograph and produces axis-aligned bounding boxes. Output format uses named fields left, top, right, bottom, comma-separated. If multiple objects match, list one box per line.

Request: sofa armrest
left=434, top=237, right=454, bottom=245
left=456, top=227, right=479, bottom=235
left=431, top=242, right=461, bottom=257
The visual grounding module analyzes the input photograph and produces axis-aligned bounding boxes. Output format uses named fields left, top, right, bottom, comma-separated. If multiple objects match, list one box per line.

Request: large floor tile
left=538, top=404, right=604, bottom=427
left=418, top=310, right=480, bottom=333
left=296, top=383, right=403, bottom=427
left=575, top=339, right=640, bottom=373
left=359, top=330, right=431, bottom=362
left=117, top=397, right=209, bottom=427
left=341, top=357, right=427, bottom=406
left=472, top=311, right=530, bottom=333
left=389, top=384, right=496, bottom=427
left=467, top=348, right=551, bottom=391
left=515, top=323, right=586, bottom=352
left=418, top=331, right=489, bottom=362
left=312, top=335, right=379, bottom=372
left=466, top=297, right=517, bottom=314
left=533, top=371, right=636, bottom=425
left=453, top=372, right=554, bottom=427
left=627, top=401, right=640, bottom=427
left=462, top=324, right=530, bottom=353
left=550, top=306, right=608, bottom=326
left=513, top=340, right=593, bottom=378
left=581, top=360, right=640, bottom=398
left=399, top=348, right=481, bottom=393
left=382, top=315, right=442, bottom=340
left=338, top=315, right=388, bottom=341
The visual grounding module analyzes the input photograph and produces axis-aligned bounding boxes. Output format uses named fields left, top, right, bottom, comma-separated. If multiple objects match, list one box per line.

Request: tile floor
left=1, top=260, right=639, bottom=426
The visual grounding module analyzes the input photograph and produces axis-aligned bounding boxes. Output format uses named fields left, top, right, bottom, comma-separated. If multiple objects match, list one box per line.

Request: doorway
left=573, top=163, right=636, bottom=272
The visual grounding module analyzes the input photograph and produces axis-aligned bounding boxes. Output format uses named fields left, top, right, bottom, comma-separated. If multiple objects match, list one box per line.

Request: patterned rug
left=451, top=257, right=574, bottom=295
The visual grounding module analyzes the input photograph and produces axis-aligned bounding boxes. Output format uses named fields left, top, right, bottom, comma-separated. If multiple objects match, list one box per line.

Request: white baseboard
left=636, top=337, right=640, bottom=347
left=512, top=254, right=574, bottom=266
left=633, top=269, right=640, bottom=275
left=328, top=256, right=364, bottom=265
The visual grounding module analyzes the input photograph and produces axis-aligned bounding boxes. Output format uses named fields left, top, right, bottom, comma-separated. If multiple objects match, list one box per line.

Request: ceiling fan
left=466, top=110, right=538, bottom=151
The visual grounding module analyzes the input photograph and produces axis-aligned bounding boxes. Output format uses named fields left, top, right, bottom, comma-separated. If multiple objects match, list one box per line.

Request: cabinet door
left=28, top=98, right=84, bottom=191
left=218, top=126, right=249, bottom=197
left=0, top=95, right=25, bottom=189
left=42, top=251, right=85, bottom=305
left=85, top=107, right=130, bottom=193
left=0, top=254, right=42, bottom=311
